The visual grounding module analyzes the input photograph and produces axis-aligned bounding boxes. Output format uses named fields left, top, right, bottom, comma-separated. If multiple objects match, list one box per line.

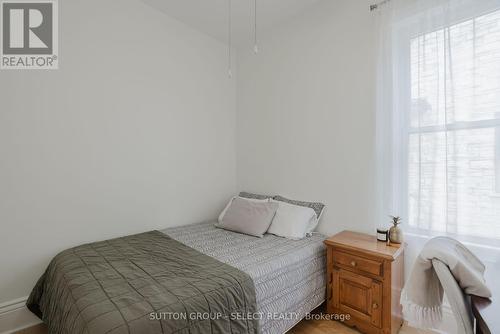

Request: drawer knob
left=372, top=303, right=379, bottom=309
left=350, top=261, right=357, bottom=267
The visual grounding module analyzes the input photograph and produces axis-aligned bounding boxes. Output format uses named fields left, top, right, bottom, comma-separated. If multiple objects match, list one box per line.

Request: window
left=406, top=9, right=500, bottom=240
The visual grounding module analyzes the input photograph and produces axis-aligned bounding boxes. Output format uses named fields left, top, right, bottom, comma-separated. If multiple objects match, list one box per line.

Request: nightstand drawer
left=333, top=250, right=383, bottom=277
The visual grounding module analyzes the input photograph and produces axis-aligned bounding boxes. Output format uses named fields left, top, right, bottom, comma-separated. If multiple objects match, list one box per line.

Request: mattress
left=161, top=222, right=326, bottom=334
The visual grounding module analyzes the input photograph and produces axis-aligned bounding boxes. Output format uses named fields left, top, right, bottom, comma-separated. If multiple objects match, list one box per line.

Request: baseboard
left=0, top=297, right=42, bottom=334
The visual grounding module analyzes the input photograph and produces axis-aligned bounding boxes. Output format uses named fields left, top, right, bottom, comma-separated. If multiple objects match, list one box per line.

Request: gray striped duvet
left=161, top=222, right=326, bottom=334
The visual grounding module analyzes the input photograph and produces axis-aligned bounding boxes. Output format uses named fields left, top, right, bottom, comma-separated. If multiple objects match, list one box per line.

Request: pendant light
left=226, top=0, right=258, bottom=77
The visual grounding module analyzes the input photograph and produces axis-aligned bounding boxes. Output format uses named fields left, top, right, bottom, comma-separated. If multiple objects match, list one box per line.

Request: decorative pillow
left=273, top=195, right=325, bottom=234
left=239, top=191, right=274, bottom=200
left=217, top=197, right=278, bottom=237
left=218, top=196, right=269, bottom=223
left=267, top=200, right=317, bottom=240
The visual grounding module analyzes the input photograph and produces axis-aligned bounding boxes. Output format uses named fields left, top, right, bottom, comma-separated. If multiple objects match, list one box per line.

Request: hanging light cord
left=228, top=0, right=232, bottom=78
left=227, top=0, right=257, bottom=77
left=254, top=0, right=258, bottom=53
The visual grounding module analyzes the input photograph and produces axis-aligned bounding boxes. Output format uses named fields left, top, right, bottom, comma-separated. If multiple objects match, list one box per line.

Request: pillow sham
left=267, top=200, right=317, bottom=240
left=239, top=191, right=273, bottom=200
left=217, top=197, right=278, bottom=237
left=218, top=196, right=269, bottom=223
left=273, top=195, right=325, bottom=218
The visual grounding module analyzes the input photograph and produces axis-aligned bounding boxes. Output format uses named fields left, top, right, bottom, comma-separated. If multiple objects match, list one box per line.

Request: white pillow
left=217, top=197, right=278, bottom=237
left=267, top=200, right=317, bottom=240
left=218, top=196, right=269, bottom=223
left=305, top=214, right=320, bottom=235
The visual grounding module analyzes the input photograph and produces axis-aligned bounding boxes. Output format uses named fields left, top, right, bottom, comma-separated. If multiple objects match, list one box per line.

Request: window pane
left=410, top=9, right=500, bottom=128
left=409, top=128, right=500, bottom=239
left=408, top=132, right=448, bottom=232
left=408, top=8, right=500, bottom=240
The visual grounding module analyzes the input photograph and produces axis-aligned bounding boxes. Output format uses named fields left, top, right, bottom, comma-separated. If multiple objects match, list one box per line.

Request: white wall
left=236, top=0, right=377, bottom=236
left=234, top=5, right=463, bottom=332
left=0, top=0, right=237, bottom=305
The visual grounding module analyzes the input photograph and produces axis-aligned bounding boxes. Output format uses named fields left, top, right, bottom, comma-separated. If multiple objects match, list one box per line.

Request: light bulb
left=254, top=44, right=259, bottom=54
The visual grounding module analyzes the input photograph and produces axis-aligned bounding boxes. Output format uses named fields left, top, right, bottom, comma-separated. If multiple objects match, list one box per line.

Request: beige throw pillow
left=218, top=197, right=278, bottom=237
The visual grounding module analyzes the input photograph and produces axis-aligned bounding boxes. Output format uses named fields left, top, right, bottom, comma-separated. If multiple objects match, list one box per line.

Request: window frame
left=392, top=3, right=500, bottom=247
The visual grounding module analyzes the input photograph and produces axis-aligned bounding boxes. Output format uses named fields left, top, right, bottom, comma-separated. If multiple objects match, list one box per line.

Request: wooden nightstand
left=324, top=231, right=404, bottom=334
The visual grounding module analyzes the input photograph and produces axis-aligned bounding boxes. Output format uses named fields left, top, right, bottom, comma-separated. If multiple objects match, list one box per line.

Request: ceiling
left=141, top=0, right=323, bottom=45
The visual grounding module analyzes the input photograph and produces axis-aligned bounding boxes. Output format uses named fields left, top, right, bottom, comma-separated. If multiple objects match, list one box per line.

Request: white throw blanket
left=401, top=237, right=491, bottom=328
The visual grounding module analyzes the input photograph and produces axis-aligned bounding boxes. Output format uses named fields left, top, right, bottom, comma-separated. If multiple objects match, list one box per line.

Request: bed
left=163, top=222, right=326, bottom=334
left=27, top=221, right=326, bottom=334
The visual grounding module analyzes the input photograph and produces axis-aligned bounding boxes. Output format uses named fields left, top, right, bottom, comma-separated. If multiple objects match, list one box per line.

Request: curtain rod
left=370, top=0, right=390, bottom=11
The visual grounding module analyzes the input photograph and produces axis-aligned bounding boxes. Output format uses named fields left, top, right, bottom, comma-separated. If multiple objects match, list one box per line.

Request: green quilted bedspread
left=27, top=231, right=258, bottom=334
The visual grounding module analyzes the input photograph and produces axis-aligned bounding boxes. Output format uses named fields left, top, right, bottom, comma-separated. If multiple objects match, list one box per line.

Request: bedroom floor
left=14, top=321, right=434, bottom=334
left=289, top=319, right=434, bottom=334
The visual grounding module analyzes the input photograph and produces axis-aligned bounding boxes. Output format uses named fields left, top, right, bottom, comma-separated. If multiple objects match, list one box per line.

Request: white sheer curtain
left=375, top=0, right=500, bottom=246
